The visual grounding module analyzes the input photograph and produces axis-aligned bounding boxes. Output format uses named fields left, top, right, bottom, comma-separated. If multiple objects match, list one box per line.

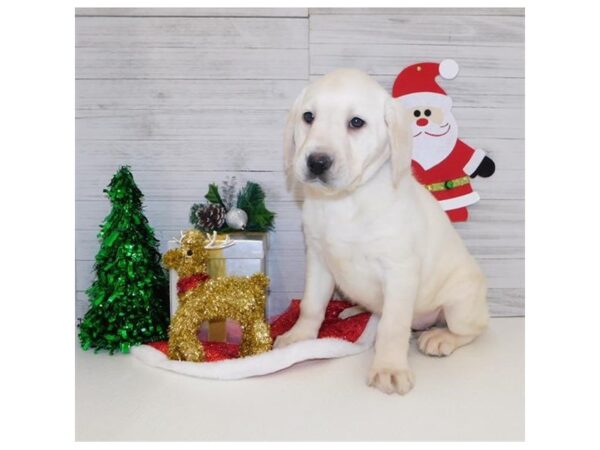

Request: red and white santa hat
left=392, top=59, right=459, bottom=110
left=131, top=300, right=378, bottom=380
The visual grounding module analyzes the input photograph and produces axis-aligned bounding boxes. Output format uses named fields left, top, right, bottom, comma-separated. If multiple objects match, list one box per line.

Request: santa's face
left=409, top=105, right=459, bottom=170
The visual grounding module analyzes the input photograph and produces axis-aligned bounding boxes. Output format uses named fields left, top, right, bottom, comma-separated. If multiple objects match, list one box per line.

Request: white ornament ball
left=225, top=208, right=248, bottom=230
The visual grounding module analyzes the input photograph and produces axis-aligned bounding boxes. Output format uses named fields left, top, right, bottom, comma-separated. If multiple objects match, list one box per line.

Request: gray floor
left=76, top=317, right=524, bottom=441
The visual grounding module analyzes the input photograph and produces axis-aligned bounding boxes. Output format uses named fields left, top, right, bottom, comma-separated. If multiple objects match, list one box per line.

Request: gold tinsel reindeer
left=163, top=230, right=272, bottom=362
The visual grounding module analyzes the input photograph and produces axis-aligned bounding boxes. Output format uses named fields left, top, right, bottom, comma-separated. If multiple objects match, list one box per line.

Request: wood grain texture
left=311, top=43, right=524, bottom=78
left=310, top=14, right=524, bottom=47
left=76, top=8, right=309, bottom=18
left=76, top=17, right=307, bottom=49
left=75, top=109, right=288, bottom=141
left=76, top=47, right=308, bottom=80
left=309, top=8, right=524, bottom=17
left=75, top=8, right=524, bottom=319
left=76, top=79, right=306, bottom=110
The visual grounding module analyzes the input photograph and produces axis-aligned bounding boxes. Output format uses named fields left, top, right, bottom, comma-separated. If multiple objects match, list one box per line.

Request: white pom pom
left=439, top=59, right=459, bottom=80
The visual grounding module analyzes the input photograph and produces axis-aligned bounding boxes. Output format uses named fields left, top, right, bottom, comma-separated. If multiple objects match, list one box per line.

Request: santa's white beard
left=411, top=115, right=459, bottom=170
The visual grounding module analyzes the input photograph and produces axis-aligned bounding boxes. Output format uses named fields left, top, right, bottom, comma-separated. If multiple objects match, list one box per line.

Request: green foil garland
left=78, top=166, right=170, bottom=354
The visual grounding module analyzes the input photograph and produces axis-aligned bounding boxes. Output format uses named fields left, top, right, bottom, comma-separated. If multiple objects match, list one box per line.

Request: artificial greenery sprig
left=190, top=180, right=275, bottom=233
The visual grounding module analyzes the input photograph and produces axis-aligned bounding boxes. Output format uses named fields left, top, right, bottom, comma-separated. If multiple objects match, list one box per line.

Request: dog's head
left=284, top=69, right=412, bottom=193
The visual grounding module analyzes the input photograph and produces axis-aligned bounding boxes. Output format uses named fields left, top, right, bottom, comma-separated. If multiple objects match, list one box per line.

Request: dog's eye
left=303, top=111, right=314, bottom=124
left=186, top=249, right=193, bottom=256
left=413, top=110, right=421, bottom=118
left=349, top=117, right=365, bottom=129
left=424, top=109, right=431, bottom=117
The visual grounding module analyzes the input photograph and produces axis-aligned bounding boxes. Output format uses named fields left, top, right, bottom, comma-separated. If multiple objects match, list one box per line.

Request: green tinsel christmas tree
left=78, top=166, right=169, bottom=354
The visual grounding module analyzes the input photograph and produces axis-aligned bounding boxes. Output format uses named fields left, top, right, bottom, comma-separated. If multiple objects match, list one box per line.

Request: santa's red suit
left=411, top=139, right=485, bottom=222
left=392, top=59, right=495, bottom=222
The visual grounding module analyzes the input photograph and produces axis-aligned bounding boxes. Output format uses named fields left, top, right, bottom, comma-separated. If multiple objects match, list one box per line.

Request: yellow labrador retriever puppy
left=274, top=69, right=489, bottom=395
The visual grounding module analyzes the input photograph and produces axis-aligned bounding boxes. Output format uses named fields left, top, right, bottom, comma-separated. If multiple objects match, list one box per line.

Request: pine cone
left=196, top=204, right=226, bottom=231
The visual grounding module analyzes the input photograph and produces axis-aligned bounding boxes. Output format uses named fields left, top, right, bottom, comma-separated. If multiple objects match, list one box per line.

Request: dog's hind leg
left=417, top=273, right=489, bottom=357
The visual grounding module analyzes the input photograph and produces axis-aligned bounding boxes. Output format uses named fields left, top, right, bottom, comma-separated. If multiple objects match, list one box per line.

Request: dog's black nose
left=307, top=153, right=333, bottom=176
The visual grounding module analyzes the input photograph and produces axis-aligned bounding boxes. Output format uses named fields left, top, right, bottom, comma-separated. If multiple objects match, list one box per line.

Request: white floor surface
left=75, top=317, right=524, bottom=441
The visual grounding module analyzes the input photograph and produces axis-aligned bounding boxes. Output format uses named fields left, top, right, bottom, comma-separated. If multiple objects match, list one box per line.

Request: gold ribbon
left=425, top=176, right=471, bottom=192
left=206, top=248, right=228, bottom=341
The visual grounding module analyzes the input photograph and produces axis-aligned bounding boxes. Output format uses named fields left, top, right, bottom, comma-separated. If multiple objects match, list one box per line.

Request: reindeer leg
left=168, top=309, right=206, bottom=362
left=239, top=319, right=272, bottom=358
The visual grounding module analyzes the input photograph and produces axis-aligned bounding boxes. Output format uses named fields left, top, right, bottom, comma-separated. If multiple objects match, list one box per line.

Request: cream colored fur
left=274, top=69, right=489, bottom=395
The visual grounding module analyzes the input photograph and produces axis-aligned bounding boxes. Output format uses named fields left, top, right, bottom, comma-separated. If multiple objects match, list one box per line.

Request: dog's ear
left=384, top=98, right=413, bottom=186
left=283, top=86, right=307, bottom=172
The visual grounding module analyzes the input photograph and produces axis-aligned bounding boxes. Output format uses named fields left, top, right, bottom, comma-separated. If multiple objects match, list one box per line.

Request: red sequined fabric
left=269, top=299, right=370, bottom=342
left=147, top=299, right=371, bottom=362
left=147, top=340, right=169, bottom=354
left=176, top=272, right=210, bottom=295
left=202, top=341, right=240, bottom=361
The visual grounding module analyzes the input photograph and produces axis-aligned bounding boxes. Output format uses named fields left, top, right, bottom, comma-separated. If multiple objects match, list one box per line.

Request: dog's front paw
left=273, top=326, right=317, bottom=349
left=367, top=366, right=415, bottom=395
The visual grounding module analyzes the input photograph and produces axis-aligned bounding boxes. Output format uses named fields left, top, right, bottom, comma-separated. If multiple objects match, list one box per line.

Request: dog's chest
left=306, top=203, right=386, bottom=311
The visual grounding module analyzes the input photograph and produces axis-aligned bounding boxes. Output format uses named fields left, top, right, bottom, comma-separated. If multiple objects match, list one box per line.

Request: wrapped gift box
left=168, top=232, right=269, bottom=341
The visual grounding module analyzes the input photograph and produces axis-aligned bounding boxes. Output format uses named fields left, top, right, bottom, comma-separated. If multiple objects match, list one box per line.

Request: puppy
left=274, top=69, right=489, bottom=395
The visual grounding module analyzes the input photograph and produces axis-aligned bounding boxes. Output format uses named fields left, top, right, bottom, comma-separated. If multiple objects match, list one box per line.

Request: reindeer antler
left=169, top=230, right=186, bottom=245
left=204, top=231, right=235, bottom=250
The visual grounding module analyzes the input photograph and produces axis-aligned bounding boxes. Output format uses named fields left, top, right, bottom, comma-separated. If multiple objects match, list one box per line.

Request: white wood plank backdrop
left=75, top=7, right=524, bottom=320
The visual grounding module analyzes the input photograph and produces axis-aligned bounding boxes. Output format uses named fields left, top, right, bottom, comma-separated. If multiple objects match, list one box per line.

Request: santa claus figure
left=392, top=59, right=496, bottom=222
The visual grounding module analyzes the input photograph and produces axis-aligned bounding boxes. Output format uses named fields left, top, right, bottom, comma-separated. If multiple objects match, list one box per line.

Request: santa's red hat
left=131, top=300, right=378, bottom=380
left=392, top=59, right=459, bottom=110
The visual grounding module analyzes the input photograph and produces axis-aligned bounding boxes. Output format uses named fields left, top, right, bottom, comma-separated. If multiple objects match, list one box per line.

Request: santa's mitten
left=446, top=207, right=469, bottom=222
left=471, top=155, right=496, bottom=178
